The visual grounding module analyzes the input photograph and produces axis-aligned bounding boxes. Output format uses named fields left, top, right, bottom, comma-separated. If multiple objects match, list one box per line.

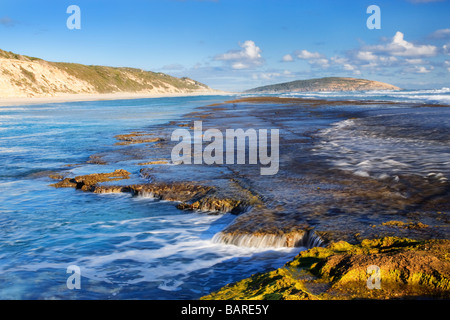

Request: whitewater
left=0, top=89, right=448, bottom=299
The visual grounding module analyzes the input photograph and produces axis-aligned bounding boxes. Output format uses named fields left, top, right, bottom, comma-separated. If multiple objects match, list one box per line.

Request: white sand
left=0, top=90, right=235, bottom=107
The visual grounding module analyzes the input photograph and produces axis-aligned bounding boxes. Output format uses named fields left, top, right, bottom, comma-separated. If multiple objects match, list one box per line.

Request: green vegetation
left=1, top=48, right=210, bottom=95
left=52, top=62, right=207, bottom=93
left=246, top=77, right=401, bottom=93
left=201, top=237, right=450, bottom=300
left=0, top=48, right=42, bottom=62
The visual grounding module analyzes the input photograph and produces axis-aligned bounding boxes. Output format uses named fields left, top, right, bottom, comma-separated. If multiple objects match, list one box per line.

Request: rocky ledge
left=48, top=96, right=449, bottom=300
left=50, top=169, right=259, bottom=214
left=202, top=237, right=450, bottom=300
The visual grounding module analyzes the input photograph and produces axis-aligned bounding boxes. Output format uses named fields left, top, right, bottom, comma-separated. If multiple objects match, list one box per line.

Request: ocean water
left=313, top=107, right=450, bottom=181
left=279, top=89, right=450, bottom=181
left=280, top=87, right=450, bottom=105
left=0, top=96, right=299, bottom=299
left=1, top=91, right=449, bottom=300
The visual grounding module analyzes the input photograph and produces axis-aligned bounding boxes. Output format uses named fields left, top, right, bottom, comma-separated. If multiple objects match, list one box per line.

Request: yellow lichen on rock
left=202, top=237, right=450, bottom=300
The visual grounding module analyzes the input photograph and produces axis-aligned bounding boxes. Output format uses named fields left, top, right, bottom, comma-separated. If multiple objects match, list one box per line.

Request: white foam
left=158, top=280, right=183, bottom=291
left=0, top=146, right=32, bottom=154
left=280, top=88, right=450, bottom=105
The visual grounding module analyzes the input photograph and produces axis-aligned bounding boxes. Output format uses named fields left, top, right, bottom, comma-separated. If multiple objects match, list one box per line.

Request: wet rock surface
left=50, top=169, right=131, bottom=191
left=201, top=237, right=450, bottom=300
left=49, top=97, right=449, bottom=245
left=48, top=96, right=450, bottom=299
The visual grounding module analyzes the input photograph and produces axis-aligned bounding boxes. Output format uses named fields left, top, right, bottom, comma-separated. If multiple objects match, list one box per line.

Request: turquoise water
left=0, top=96, right=299, bottom=299
left=1, top=92, right=448, bottom=300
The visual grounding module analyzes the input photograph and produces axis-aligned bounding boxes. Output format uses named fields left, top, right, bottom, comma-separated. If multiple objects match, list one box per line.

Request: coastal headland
left=0, top=48, right=226, bottom=107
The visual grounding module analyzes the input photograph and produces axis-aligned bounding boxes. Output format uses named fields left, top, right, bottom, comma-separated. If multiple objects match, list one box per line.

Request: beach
left=2, top=0, right=449, bottom=306
left=0, top=90, right=231, bottom=107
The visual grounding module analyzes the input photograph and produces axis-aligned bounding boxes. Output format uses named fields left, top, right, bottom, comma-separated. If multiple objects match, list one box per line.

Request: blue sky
left=1, top=0, right=449, bottom=91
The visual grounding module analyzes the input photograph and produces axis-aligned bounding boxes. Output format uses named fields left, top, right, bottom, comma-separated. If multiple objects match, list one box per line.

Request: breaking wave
left=280, top=88, right=450, bottom=105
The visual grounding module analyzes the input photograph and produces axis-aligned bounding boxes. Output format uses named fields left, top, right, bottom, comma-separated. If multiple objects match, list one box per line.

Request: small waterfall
left=137, top=190, right=157, bottom=199
left=304, top=230, right=324, bottom=248
left=212, top=230, right=324, bottom=249
left=93, top=186, right=129, bottom=194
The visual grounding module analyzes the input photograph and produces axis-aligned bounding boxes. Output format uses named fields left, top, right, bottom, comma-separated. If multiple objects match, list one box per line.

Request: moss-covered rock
left=202, top=237, right=450, bottom=300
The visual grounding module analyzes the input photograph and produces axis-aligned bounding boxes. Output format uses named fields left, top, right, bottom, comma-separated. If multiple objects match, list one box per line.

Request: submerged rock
left=86, top=154, right=108, bottom=165
left=50, top=169, right=131, bottom=191
left=114, top=132, right=163, bottom=145
left=202, top=237, right=450, bottom=300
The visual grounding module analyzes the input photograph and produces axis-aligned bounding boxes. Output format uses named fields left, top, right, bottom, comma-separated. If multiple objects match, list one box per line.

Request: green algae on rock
left=201, top=237, right=450, bottom=300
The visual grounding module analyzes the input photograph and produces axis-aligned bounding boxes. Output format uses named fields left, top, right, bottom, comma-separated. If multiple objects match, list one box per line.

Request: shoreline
left=0, top=90, right=236, bottom=107
left=47, top=96, right=450, bottom=245
left=45, top=96, right=450, bottom=299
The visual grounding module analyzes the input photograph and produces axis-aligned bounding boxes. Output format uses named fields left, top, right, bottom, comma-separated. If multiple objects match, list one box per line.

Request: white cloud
left=215, top=40, right=264, bottom=70
left=404, top=65, right=434, bottom=73
left=294, top=50, right=330, bottom=68
left=347, top=31, right=441, bottom=76
left=313, top=58, right=330, bottom=68
left=379, top=56, right=398, bottom=63
left=329, top=56, right=360, bottom=75
left=231, top=62, right=247, bottom=70
left=429, top=28, right=450, bottom=39
left=295, top=50, right=322, bottom=60
left=405, top=58, right=425, bottom=65
left=259, top=72, right=281, bottom=80
left=276, top=31, right=445, bottom=80
left=356, top=51, right=378, bottom=61
left=343, top=63, right=356, bottom=71
left=282, top=54, right=294, bottom=62
left=252, top=69, right=295, bottom=81
left=416, top=66, right=433, bottom=73
left=445, top=61, right=450, bottom=72
left=330, top=56, right=348, bottom=64
left=444, top=44, right=450, bottom=55
left=351, top=50, right=396, bottom=71
left=365, top=31, right=437, bottom=58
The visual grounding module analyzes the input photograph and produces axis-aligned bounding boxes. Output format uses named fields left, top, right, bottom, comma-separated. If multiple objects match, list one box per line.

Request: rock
left=48, top=96, right=450, bottom=299
left=50, top=171, right=252, bottom=214
left=138, top=160, right=169, bottom=165
left=50, top=169, right=130, bottom=191
left=114, top=132, right=163, bottom=145
left=177, top=197, right=245, bottom=214
left=211, top=229, right=320, bottom=248
left=202, top=237, right=450, bottom=300
left=86, top=154, right=107, bottom=165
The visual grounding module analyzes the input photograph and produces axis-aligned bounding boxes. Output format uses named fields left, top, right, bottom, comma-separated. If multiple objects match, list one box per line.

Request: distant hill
left=246, top=77, right=401, bottom=93
left=0, top=49, right=216, bottom=98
